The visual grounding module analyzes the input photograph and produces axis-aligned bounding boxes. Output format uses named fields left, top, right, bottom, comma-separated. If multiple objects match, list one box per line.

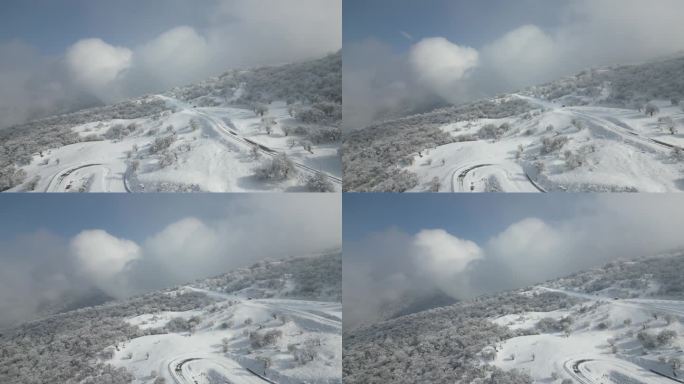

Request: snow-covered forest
left=0, top=252, right=342, bottom=384
left=343, top=56, right=684, bottom=193
left=343, top=251, right=684, bottom=383
left=344, top=290, right=578, bottom=383
left=0, top=52, right=341, bottom=193
left=343, top=98, right=533, bottom=192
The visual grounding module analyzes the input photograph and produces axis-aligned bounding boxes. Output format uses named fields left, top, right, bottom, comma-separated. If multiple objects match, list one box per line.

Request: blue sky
left=343, top=0, right=570, bottom=52
left=0, top=194, right=241, bottom=242
left=343, top=193, right=591, bottom=243
left=0, top=0, right=213, bottom=54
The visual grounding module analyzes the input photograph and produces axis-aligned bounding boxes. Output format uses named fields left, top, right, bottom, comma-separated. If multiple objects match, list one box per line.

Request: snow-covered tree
left=253, top=103, right=268, bottom=117
left=306, top=172, right=335, bottom=192
left=645, top=103, right=660, bottom=117
left=255, top=154, right=296, bottom=181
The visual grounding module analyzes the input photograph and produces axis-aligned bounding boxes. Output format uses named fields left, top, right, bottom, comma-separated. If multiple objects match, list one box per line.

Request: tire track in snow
left=563, top=358, right=678, bottom=384
left=169, top=356, right=272, bottom=384
left=194, top=110, right=342, bottom=185
left=450, top=163, right=543, bottom=192
left=45, top=163, right=121, bottom=192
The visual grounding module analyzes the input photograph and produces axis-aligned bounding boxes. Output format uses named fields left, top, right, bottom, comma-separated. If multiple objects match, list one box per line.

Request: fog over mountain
left=344, top=194, right=684, bottom=329
left=0, top=0, right=341, bottom=128
left=344, top=0, right=684, bottom=129
left=0, top=194, right=341, bottom=328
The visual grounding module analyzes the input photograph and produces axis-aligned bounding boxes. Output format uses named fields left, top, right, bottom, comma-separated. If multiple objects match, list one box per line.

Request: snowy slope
left=0, top=253, right=342, bottom=384
left=343, top=251, right=684, bottom=384
left=2, top=53, right=341, bottom=193
left=110, top=288, right=341, bottom=384
left=344, top=56, right=684, bottom=193
left=404, top=95, right=684, bottom=193
left=490, top=286, right=684, bottom=383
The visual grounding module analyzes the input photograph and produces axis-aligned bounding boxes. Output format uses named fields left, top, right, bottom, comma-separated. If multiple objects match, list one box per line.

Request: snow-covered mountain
left=344, top=56, right=684, bottom=192
left=1, top=52, right=341, bottom=193
left=343, top=251, right=684, bottom=384
left=0, top=252, right=342, bottom=384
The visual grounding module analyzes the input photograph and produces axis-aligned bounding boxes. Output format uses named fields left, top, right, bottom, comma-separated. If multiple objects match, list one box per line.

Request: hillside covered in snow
left=343, top=250, right=684, bottom=384
left=0, top=252, right=342, bottom=384
left=344, top=56, right=684, bottom=192
left=0, top=52, right=341, bottom=193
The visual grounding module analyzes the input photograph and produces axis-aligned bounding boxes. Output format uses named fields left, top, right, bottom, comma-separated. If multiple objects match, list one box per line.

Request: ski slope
left=405, top=95, right=684, bottom=193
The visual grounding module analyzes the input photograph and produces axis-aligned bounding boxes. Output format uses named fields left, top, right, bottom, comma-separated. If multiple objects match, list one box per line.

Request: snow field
left=404, top=95, right=684, bottom=193
left=488, top=287, right=684, bottom=383
left=11, top=95, right=340, bottom=193
left=109, top=287, right=341, bottom=384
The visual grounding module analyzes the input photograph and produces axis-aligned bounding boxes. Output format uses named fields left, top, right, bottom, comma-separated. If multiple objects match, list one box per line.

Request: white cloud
left=70, top=230, right=141, bottom=297
left=138, top=194, right=341, bottom=290
left=0, top=195, right=340, bottom=327
left=134, top=26, right=211, bottom=91
left=565, top=0, right=684, bottom=62
left=0, top=0, right=341, bottom=128
left=343, top=0, right=684, bottom=129
left=411, top=229, right=483, bottom=297
left=485, top=218, right=569, bottom=284
left=209, top=0, right=341, bottom=67
left=343, top=228, right=482, bottom=328
left=65, top=38, right=132, bottom=99
left=409, top=37, right=479, bottom=102
left=144, top=217, right=223, bottom=281
left=343, top=195, right=684, bottom=328
left=482, top=1, right=684, bottom=90
left=412, top=229, right=482, bottom=277
left=483, top=25, right=557, bottom=88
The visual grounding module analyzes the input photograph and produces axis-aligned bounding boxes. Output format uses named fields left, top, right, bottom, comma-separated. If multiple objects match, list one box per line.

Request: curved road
left=169, top=356, right=273, bottom=384
left=194, top=109, right=342, bottom=185
left=451, top=164, right=493, bottom=192
left=450, top=163, right=545, bottom=193
left=45, top=163, right=131, bottom=193
left=563, top=357, right=677, bottom=384
left=571, top=109, right=677, bottom=154
left=540, top=287, right=684, bottom=318
left=538, top=287, right=684, bottom=383
left=163, top=289, right=341, bottom=384
left=515, top=94, right=684, bottom=154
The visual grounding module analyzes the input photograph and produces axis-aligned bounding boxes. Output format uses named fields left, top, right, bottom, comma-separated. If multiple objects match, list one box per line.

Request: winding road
left=563, top=357, right=677, bottom=384
left=44, top=163, right=131, bottom=192
left=515, top=94, right=684, bottom=154
left=449, top=163, right=544, bottom=193
left=539, top=287, right=684, bottom=318
left=159, top=288, right=341, bottom=384
left=194, top=107, right=342, bottom=185
left=169, top=356, right=272, bottom=384
left=537, top=287, right=684, bottom=383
